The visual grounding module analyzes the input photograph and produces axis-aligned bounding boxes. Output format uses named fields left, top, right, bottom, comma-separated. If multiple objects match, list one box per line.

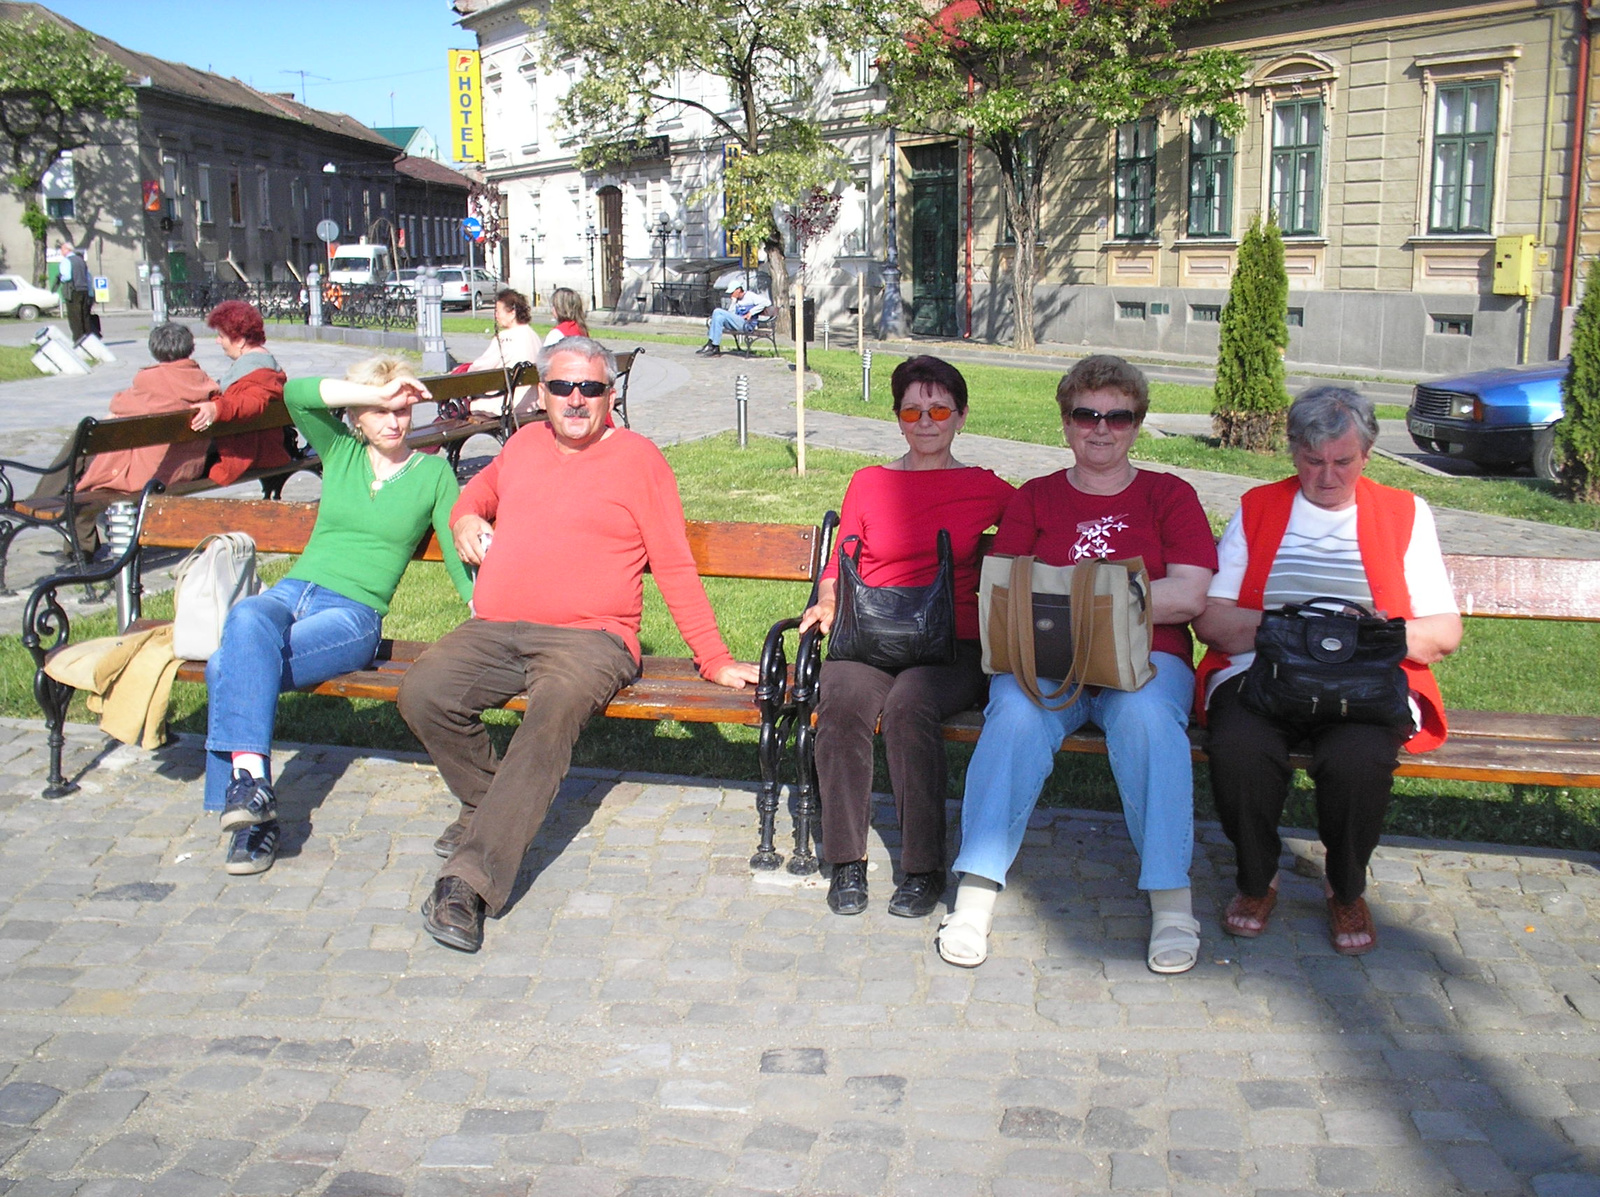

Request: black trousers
left=66, top=292, right=92, bottom=342
left=814, top=640, right=986, bottom=873
left=1207, top=675, right=1405, bottom=904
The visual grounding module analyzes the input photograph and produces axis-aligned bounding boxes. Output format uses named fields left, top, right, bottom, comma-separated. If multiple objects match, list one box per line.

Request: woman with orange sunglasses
left=800, top=355, right=1015, bottom=920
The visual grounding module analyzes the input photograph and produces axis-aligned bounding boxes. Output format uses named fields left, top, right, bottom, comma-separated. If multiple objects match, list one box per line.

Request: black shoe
left=695, top=342, right=715, bottom=355
left=422, top=876, right=485, bottom=952
left=432, top=817, right=470, bottom=859
left=706, top=346, right=722, bottom=357
left=219, top=770, right=277, bottom=831
left=827, top=860, right=869, bottom=916
left=887, top=871, right=946, bottom=918
left=224, top=820, right=279, bottom=876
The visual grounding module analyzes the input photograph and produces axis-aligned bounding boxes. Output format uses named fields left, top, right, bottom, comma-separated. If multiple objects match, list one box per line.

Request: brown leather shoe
left=422, top=876, right=485, bottom=952
left=432, top=817, right=470, bottom=859
left=1327, top=895, right=1377, bottom=956
left=1223, top=888, right=1278, bottom=938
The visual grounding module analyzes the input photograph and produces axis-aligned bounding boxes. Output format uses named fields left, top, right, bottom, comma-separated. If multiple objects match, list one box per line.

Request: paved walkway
left=1, top=720, right=1599, bottom=1195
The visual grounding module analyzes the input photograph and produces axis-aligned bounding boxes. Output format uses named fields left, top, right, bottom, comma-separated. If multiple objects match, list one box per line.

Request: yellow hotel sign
left=449, top=48, right=484, bottom=164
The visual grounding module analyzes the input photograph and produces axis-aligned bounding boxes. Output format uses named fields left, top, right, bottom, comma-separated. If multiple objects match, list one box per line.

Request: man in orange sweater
left=398, top=338, right=759, bottom=952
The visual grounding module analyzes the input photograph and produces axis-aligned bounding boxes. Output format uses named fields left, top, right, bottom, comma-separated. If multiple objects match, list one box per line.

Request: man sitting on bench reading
left=696, top=285, right=771, bottom=357
left=398, top=337, right=760, bottom=953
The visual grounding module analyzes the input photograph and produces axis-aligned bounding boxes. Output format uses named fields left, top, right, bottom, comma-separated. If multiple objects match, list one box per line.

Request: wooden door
left=908, top=144, right=958, bottom=337
left=599, top=186, right=623, bottom=309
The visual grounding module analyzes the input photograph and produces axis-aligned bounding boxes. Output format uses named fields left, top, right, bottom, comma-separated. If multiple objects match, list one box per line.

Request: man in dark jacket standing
left=58, top=242, right=93, bottom=342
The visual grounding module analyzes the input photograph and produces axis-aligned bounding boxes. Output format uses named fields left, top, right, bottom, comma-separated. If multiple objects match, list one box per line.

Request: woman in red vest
left=1193, top=387, right=1462, bottom=956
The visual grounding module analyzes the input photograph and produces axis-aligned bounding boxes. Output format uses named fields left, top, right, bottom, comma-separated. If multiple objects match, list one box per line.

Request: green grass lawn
left=6, top=432, right=1599, bottom=852
left=0, top=344, right=44, bottom=382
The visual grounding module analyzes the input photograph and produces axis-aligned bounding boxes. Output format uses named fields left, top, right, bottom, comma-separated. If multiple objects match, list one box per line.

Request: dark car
left=1407, top=359, right=1567, bottom=480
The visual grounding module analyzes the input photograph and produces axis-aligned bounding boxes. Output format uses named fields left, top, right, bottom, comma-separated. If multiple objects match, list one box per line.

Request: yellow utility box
left=1493, top=235, right=1535, bottom=297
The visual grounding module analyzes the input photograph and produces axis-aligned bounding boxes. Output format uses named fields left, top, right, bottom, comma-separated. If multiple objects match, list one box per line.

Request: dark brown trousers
left=1207, top=675, right=1406, bottom=904
left=814, top=640, right=986, bottom=873
left=397, top=618, right=637, bottom=913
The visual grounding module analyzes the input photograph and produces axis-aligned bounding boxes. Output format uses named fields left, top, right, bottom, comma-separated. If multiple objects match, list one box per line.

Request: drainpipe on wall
left=1559, top=0, right=1592, bottom=314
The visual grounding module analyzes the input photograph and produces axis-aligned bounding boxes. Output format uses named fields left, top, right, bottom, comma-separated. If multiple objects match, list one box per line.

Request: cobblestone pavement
left=2, top=719, right=1600, bottom=1196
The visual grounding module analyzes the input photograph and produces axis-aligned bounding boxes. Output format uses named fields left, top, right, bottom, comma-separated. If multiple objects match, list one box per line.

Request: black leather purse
left=827, top=530, right=958, bottom=671
left=1238, top=597, right=1411, bottom=730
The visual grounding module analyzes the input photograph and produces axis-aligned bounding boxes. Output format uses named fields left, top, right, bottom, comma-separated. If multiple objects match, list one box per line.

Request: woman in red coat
left=188, top=300, right=290, bottom=485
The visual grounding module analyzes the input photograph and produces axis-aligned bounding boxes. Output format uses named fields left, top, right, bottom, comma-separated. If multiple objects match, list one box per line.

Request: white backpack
left=172, top=533, right=260, bottom=661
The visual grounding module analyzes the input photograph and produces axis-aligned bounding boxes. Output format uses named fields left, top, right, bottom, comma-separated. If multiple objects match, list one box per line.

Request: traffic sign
left=461, top=216, right=483, bottom=242
left=315, top=219, right=340, bottom=244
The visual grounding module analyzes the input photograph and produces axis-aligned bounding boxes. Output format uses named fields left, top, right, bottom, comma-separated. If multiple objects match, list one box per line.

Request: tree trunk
left=32, top=232, right=47, bottom=288
left=765, top=241, right=791, bottom=339
left=997, top=147, right=1038, bottom=352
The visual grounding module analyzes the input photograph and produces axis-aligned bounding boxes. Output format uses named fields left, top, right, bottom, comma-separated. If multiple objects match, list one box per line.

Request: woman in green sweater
left=205, top=356, right=473, bottom=875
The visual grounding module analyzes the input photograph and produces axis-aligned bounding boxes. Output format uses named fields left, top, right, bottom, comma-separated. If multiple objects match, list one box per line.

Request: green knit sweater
left=283, top=378, right=473, bottom=613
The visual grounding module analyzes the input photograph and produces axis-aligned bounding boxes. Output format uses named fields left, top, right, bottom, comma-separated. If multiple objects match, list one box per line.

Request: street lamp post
left=652, top=212, right=680, bottom=282
left=521, top=230, right=540, bottom=307
left=583, top=223, right=601, bottom=310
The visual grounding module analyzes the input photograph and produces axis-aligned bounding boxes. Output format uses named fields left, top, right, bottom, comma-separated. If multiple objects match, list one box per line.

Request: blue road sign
left=461, top=216, right=483, bottom=242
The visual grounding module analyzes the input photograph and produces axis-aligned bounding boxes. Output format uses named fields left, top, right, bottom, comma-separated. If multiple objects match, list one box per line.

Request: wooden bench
left=0, top=405, right=319, bottom=594
left=729, top=313, right=779, bottom=358
left=776, top=553, right=1600, bottom=874
left=23, top=493, right=834, bottom=873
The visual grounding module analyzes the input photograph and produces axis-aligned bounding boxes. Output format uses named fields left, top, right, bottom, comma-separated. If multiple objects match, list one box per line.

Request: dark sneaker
left=422, top=875, right=486, bottom=952
left=220, top=770, right=276, bottom=831
left=224, top=820, right=279, bottom=875
left=887, top=871, right=946, bottom=919
left=827, top=859, right=869, bottom=916
left=432, top=817, right=470, bottom=859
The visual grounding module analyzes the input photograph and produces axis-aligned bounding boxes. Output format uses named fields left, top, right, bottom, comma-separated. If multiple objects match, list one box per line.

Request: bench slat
left=1444, top=555, right=1600, bottom=620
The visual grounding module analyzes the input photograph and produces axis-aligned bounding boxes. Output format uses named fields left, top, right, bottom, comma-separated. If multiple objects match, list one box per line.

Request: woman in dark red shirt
left=800, top=356, right=1014, bottom=921
left=940, top=356, right=1217, bottom=976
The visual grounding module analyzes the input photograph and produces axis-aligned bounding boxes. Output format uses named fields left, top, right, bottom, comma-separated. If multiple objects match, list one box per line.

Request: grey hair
left=1287, top=386, right=1379, bottom=454
left=535, top=336, right=617, bottom=386
left=147, top=322, right=195, bottom=362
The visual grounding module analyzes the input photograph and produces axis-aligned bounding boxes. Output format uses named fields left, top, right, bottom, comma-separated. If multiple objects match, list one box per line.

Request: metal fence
left=165, top=279, right=417, bottom=331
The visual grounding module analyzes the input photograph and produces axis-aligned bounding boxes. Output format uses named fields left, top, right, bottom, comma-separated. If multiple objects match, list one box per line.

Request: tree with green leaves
left=538, top=0, right=860, bottom=333
left=1213, top=213, right=1290, bottom=450
left=0, top=14, right=133, bottom=282
left=1558, top=257, right=1600, bottom=502
left=877, top=0, right=1245, bottom=351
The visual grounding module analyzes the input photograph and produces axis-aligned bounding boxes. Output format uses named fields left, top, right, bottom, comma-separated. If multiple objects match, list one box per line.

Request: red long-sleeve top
left=452, top=422, right=735, bottom=680
left=208, top=366, right=291, bottom=485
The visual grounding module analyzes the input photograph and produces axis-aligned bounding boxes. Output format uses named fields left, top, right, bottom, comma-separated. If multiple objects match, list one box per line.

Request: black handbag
left=827, top=529, right=958, bottom=670
left=1238, top=597, right=1411, bottom=730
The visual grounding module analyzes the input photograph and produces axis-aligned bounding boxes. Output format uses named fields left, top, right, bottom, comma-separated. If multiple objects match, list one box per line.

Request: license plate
left=1410, top=418, right=1436, bottom=439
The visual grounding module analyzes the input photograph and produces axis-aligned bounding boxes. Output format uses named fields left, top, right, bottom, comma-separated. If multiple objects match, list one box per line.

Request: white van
left=326, top=244, right=391, bottom=287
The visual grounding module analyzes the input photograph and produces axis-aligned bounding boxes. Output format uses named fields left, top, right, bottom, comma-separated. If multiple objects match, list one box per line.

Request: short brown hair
left=1055, top=354, right=1149, bottom=421
left=495, top=288, right=532, bottom=324
left=890, top=355, right=969, bottom=414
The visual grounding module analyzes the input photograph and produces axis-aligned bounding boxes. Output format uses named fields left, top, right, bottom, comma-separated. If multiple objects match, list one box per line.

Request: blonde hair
left=550, top=287, right=587, bottom=331
left=343, top=355, right=416, bottom=387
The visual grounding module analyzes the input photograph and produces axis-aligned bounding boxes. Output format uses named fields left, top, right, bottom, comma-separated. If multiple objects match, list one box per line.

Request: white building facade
left=452, top=0, right=891, bottom=330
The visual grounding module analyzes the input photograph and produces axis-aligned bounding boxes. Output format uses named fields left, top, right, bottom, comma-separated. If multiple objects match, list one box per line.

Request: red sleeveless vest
left=1194, top=475, right=1448, bottom=753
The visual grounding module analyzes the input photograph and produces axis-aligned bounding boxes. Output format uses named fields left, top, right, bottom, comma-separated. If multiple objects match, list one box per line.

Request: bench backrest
left=418, top=350, right=638, bottom=404
left=135, top=495, right=825, bottom=582
left=1442, top=554, right=1600, bottom=621
left=77, top=403, right=293, bottom=457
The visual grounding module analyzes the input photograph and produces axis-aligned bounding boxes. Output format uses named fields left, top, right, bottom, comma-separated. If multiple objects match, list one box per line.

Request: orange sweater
left=453, top=422, right=735, bottom=680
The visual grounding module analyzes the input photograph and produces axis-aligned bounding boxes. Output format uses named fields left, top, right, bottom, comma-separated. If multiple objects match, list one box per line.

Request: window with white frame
left=841, top=165, right=871, bottom=256
left=1270, top=99, right=1322, bottom=235
left=1428, top=80, right=1497, bottom=233
left=41, top=151, right=75, bottom=219
left=851, top=45, right=876, bottom=89
left=197, top=163, right=213, bottom=223
left=1114, top=118, right=1157, bottom=239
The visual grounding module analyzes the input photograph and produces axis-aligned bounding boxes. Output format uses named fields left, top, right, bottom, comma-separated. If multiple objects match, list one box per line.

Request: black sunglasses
left=543, top=379, right=610, bottom=398
left=1069, top=406, right=1138, bottom=430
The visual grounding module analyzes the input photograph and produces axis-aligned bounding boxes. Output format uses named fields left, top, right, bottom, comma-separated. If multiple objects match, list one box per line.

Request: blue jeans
left=707, top=309, right=753, bottom=346
left=953, top=652, right=1197, bottom=891
left=203, top=579, right=383, bottom=810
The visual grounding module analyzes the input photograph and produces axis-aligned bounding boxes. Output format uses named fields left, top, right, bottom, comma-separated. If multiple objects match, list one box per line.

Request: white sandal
left=1147, top=911, right=1201, bottom=975
left=936, top=908, right=992, bottom=968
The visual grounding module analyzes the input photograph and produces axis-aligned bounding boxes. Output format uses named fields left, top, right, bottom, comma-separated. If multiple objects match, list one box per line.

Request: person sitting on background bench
left=397, top=336, right=759, bottom=953
left=206, top=357, right=472, bottom=877
left=696, top=285, right=770, bottom=357
left=29, top=322, right=219, bottom=557
left=187, top=301, right=292, bottom=485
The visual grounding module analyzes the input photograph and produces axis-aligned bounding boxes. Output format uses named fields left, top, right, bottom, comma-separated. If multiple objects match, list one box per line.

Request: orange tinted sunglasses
left=897, top=405, right=955, bottom=423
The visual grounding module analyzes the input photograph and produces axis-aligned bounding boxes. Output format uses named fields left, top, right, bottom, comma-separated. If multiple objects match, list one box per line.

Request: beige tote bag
left=978, top=554, right=1154, bottom=709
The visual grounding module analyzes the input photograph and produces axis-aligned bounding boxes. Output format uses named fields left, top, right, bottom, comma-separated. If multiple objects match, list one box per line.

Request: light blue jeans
left=203, top=579, right=382, bottom=810
left=707, top=308, right=754, bottom=346
left=953, top=652, right=1197, bottom=891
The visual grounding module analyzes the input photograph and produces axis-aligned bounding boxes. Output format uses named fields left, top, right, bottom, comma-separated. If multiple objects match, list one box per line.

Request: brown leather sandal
left=1223, top=889, right=1278, bottom=938
left=1327, top=895, right=1377, bottom=956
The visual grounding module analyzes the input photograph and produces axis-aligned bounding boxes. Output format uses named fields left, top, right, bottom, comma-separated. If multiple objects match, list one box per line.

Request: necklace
left=368, top=450, right=419, bottom=494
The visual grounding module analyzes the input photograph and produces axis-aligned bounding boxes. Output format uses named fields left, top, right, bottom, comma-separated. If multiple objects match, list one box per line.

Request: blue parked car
left=1407, top=359, right=1568, bottom=480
